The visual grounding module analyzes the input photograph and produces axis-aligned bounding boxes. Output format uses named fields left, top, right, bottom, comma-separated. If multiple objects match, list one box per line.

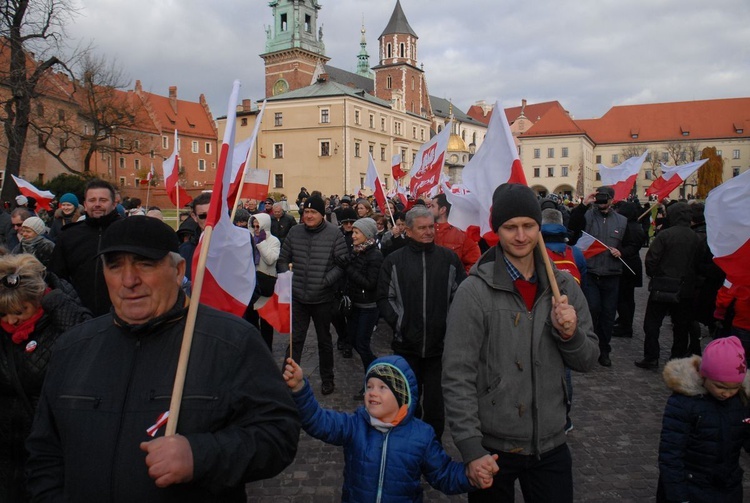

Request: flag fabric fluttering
left=162, top=130, right=193, bottom=207
left=10, top=175, right=54, bottom=210
left=191, top=81, right=255, bottom=317
left=446, top=101, right=527, bottom=244
left=365, top=154, right=387, bottom=212
left=255, top=270, right=293, bottom=333
left=597, top=151, right=648, bottom=202
left=705, top=169, right=750, bottom=295
left=227, top=101, right=267, bottom=207
left=645, top=159, right=707, bottom=200
left=147, top=165, right=155, bottom=182
left=409, top=125, right=452, bottom=197
left=391, top=154, right=405, bottom=180
left=575, top=231, right=611, bottom=259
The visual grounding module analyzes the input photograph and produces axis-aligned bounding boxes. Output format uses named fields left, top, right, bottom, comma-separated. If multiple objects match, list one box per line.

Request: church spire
left=356, top=17, right=372, bottom=77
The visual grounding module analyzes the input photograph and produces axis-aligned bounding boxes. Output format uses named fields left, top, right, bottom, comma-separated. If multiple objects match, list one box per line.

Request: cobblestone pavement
left=246, top=251, right=750, bottom=501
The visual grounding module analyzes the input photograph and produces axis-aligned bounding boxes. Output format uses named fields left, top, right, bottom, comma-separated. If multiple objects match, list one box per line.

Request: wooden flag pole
left=165, top=224, right=215, bottom=436
left=537, top=234, right=573, bottom=332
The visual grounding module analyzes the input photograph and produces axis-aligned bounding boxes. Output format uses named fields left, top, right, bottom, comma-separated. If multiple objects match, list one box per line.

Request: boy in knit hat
left=658, top=336, right=750, bottom=502
left=283, top=355, right=498, bottom=501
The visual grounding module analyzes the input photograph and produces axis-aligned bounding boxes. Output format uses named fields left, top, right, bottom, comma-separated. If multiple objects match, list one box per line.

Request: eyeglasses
left=0, top=273, right=20, bottom=288
left=197, top=213, right=208, bottom=220
left=11, top=223, right=22, bottom=228
left=252, top=225, right=260, bottom=229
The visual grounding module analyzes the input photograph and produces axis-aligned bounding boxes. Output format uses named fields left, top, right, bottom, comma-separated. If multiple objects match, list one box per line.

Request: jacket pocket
left=56, top=394, right=103, bottom=409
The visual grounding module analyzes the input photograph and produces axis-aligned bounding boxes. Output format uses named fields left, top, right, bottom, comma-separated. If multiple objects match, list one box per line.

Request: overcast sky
left=65, top=0, right=750, bottom=121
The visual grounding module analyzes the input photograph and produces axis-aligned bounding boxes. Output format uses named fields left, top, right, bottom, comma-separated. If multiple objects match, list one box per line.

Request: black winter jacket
left=345, top=244, right=383, bottom=306
left=377, top=239, right=465, bottom=358
left=0, top=285, right=91, bottom=502
left=617, top=202, right=646, bottom=288
left=659, top=356, right=750, bottom=502
left=48, top=210, right=122, bottom=316
left=26, top=300, right=300, bottom=503
left=269, top=211, right=297, bottom=245
left=646, top=203, right=702, bottom=299
left=569, top=203, right=630, bottom=276
left=277, top=220, right=348, bottom=304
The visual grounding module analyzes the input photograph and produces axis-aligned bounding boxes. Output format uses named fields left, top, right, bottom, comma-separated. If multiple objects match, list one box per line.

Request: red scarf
left=3, top=307, right=45, bottom=345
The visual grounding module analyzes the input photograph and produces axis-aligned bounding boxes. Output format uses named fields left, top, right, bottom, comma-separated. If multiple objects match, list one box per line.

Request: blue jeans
left=583, top=273, right=620, bottom=356
left=348, top=306, right=379, bottom=373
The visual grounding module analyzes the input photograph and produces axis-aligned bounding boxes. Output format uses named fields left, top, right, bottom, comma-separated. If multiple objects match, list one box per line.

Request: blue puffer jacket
left=292, top=355, right=472, bottom=502
left=658, top=356, right=750, bottom=503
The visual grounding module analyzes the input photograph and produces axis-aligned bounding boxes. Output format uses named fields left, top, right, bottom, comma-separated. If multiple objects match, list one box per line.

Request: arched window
left=400, top=43, right=405, bottom=57
left=411, top=76, right=415, bottom=90
left=386, top=76, right=392, bottom=89
left=387, top=43, right=392, bottom=58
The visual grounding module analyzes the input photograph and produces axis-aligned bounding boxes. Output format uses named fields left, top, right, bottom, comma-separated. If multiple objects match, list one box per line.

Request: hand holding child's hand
left=466, top=454, right=499, bottom=489
left=282, top=358, right=305, bottom=392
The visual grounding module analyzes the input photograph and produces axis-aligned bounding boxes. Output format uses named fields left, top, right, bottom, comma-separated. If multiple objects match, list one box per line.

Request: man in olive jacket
left=443, top=184, right=599, bottom=503
left=277, top=195, right=348, bottom=395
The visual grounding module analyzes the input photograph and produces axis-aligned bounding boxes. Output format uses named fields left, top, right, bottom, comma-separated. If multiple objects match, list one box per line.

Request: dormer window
left=680, top=125, right=690, bottom=136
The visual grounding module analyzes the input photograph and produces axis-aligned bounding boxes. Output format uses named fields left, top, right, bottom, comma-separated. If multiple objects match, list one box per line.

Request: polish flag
left=11, top=175, right=54, bottom=210
left=392, top=154, right=405, bottom=180
left=706, top=169, right=750, bottom=295
left=645, top=159, right=707, bottom=200
left=598, top=151, right=648, bottom=202
left=162, top=130, right=193, bottom=207
left=238, top=169, right=270, bottom=202
left=146, top=165, right=155, bottom=182
left=255, top=270, right=293, bottom=333
left=227, top=101, right=266, bottom=207
left=191, top=81, right=255, bottom=317
left=409, top=125, right=451, bottom=197
left=446, top=101, right=527, bottom=245
left=575, top=231, right=611, bottom=259
left=365, top=154, right=387, bottom=212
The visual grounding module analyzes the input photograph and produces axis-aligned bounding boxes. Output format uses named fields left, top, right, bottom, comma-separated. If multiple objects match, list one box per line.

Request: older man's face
left=273, top=206, right=283, bottom=219
left=103, top=253, right=185, bottom=325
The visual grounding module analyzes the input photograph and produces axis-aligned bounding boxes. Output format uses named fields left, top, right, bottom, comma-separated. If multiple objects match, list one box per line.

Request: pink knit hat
left=700, top=336, right=747, bottom=383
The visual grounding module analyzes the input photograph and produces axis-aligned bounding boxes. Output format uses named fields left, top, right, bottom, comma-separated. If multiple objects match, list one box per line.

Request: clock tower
left=261, top=0, right=329, bottom=97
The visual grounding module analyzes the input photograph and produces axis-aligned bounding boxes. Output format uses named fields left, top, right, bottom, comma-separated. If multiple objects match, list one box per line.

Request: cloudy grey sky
left=66, top=0, right=750, bottom=120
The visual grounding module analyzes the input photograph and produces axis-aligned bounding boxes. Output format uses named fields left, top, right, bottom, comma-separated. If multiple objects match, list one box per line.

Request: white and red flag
left=391, top=154, right=405, bottom=180
left=645, top=159, right=707, bottom=200
left=575, top=231, right=611, bottom=259
left=162, top=130, right=193, bottom=207
left=365, top=154, right=387, bottom=212
left=597, top=150, right=648, bottom=202
left=409, top=125, right=451, bottom=197
left=706, top=169, right=750, bottom=295
left=227, top=101, right=267, bottom=207
left=191, top=81, right=255, bottom=317
left=147, top=165, right=155, bottom=182
left=446, top=101, right=527, bottom=245
left=255, top=270, right=293, bottom=333
left=11, top=175, right=54, bottom=210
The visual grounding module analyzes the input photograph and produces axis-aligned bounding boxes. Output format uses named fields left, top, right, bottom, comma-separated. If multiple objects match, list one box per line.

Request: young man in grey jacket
left=442, top=184, right=599, bottom=502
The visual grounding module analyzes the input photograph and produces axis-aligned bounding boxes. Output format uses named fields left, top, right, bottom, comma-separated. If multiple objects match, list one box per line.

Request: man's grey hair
left=541, top=208, right=563, bottom=226
left=405, top=206, right=433, bottom=228
left=272, top=202, right=284, bottom=211
left=11, top=207, right=32, bottom=220
left=101, top=251, right=185, bottom=267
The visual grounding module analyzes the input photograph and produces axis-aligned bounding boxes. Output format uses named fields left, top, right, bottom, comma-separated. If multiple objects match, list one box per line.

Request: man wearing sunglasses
left=49, top=179, right=122, bottom=316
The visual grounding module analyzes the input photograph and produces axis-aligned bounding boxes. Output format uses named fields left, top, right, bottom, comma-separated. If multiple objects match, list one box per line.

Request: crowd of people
left=0, top=178, right=748, bottom=502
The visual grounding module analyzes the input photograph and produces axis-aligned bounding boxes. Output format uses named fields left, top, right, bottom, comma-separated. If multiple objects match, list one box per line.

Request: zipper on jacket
left=421, top=250, right=427, bottom=357
left=376, top=430, right=391, bottom=503
left=110, top=337, right=141, bottom=500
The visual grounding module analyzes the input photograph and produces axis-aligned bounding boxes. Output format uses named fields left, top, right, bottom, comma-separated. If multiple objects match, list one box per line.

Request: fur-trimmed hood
left=663, top=355, right=750, bottom=397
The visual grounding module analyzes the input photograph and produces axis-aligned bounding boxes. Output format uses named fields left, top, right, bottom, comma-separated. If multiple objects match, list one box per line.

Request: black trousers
left=469, top=443, right=573, bottom=503
left=398, top=354, right=445, bottom=440
left=287, top=301, right=335, bottom=384
left=642, top=297, right=696, bottom=361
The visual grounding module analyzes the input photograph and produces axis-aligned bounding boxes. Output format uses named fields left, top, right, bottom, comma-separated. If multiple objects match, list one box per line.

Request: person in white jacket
left=249, top=212, right=280, bottom=349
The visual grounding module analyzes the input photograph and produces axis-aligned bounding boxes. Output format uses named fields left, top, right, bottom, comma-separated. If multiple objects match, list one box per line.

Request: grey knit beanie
left=352, top=217, right=377, bottom=239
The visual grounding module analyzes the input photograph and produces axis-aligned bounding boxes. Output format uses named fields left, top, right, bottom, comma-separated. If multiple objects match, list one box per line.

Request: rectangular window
left=198, top=159, right=206, bottom=171
left=680, top=151, right=687, bottom=162
left=205, top=142, right=212, bottom=154
left=611, top=154, right=619, bottom=163
left=420, top=129, right=425, bottom=140
left=275, top=174, right=284, bottom=188
left=595, top=172, right=602, bottom=181
left=547, top=167, right=554, bottom=177
left=384, top=175, right=390, bottom=190
left=595, top=155, right=602, bottom=163
left=412, top=126, right=417, bottom=139
left=533, top=167, right=540, bottom=178
left=646, top=152, right=652, bottom=162
left=645, top=171, right=653, bottom=180
left=241, top=118, right=248, bottom=126
left=733, top=167, right=740, bottom=177
left=192, top=141, right=198, bottom=153
left=561, top=147, right=569, bottom=158
left=733, top=149, right=740, bottom=159
left=119, top=157, right=125, bottom=169
left=119, top=138, right=125, bottom=148
left=533, top=148, right=540, bottom=159
left=381, top=117, right=386, bottom=131
left=369, top=114, right=374, bottom=128
left=354, top=141, right=361, bottom=158
left=368, top=144, right=374, bottom=156
left=661, top=152, right=669, bottom=162
left=162, top=136, right=168, bottom=149
left=354, top=110, right=361, bottom=125
left=274, top=144, right=284, bottom=159
left=320, top=109, right=329, bottom=124
left=150, top=150, right=155, bottom=159
left=274, top=112, right=283, bottom=127
left=561, top=165, right=569, bottom=177
left=716, top=150, right=722, bottom=156
left=134, top=140, right=140, bottom=150
left=547, top=148, right=554, bottom=158
left=119, top=177, right=126, bottom=187
left=380, top=146, right=386, bottom=161
left=360, top=175, right=366, bottom=190
left=58, top=109, right=65, bottom=121
left=134, top=159, right=140, bottom=170
left=320, top=141, right=330, bottom=157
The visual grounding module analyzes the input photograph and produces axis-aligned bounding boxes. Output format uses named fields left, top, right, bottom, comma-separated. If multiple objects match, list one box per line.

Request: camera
left=594, top=193, right=610, bottom=204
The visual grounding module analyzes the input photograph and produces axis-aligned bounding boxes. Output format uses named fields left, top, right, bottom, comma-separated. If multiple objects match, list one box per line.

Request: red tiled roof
left=505, top=101, right=563, bottom=124
left=578, top=98, right=750, bottom=144
left=466, top=104, right=491, bottom=125
left=520, top=105, right=586, bottom=138
left=141, top=90, right=216, bottom=138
